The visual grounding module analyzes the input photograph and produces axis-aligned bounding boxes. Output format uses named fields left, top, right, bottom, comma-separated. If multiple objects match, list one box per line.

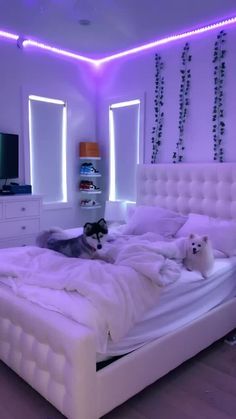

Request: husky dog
left=184, top=233, right=214, bottom=278
left=36, top=218, right=109, bottom=260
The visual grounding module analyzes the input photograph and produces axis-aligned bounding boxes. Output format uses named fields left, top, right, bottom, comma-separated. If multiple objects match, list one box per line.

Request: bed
left=0, top=162, right=236, bottom=419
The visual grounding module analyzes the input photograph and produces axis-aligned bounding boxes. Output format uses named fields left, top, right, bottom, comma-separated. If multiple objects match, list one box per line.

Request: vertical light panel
left=108, top=106, right=116, bottom=201
left=109, top=99, right=141, bottom=202
left=28, top=95, right=67, bottom=204
left=62, top=105, right=67, bottom=202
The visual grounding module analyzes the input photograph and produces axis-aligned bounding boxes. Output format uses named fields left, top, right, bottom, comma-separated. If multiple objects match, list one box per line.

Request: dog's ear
left=83, top=222, right=93, bottom=235
left=97, top=218, right=107, bottom=228
left=189, top=233, right=195, bottom=239
left=203, top=236, right=208, bottom=242
left=97, top=218, right=108, bottom=233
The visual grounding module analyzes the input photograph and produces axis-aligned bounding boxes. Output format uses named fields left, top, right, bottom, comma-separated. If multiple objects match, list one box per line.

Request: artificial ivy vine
left=212, top=30, right=226, bottom=162
left=173, top=42, right=191, bottom=163
left=151, top=53, right=164, bottom=164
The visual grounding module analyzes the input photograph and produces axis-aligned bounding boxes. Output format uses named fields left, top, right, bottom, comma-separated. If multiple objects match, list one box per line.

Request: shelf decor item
left=173, top=42, right=192, bottom=163
left=79, top=141, right=100, bottom=158
left=80, top=162, right=101, bottom=175
left=79, top=180, right=101, bottom=193
left=212, top=30, right=227, bottom=163
left=151, top=53, right=165, bottom=164
left=80, top=199, right=101, bottom=209
left=79, top=142, right=102, bottom=210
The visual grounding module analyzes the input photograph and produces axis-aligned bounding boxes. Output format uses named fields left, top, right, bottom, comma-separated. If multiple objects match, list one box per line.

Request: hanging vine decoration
left=151, top=53, right=164, bottom=164
left=173, top=42, right=192, bottom=163
left=212, top=30, right=226, bottom=162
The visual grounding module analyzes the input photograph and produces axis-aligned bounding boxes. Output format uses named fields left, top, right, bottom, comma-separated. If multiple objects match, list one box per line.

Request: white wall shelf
left=80, top=205, right=102, bottom=210
left=80, top=173, right=101, bottom=178
left=79, top=155, right=102, bottom=211
left=79, top=190, right=102, bottom=194
left=80, top=157, right=101, bottom=160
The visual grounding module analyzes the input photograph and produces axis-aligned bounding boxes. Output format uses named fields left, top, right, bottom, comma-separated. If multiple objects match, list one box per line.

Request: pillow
left=176, top=213, right=236, bottom=256
left=125, top=202, right=136, bottom=222
left=122, top=205, right=187, bottom=238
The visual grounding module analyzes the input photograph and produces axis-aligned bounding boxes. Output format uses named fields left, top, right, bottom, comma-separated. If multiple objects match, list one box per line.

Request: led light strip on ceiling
left=0, top=29, right=18, bottom=40
left=1, top=16, right=236, bottom=67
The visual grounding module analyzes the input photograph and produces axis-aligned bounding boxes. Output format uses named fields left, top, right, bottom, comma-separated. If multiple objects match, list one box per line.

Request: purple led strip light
left=97, top=16, right=236, bottom=65
left=0, top=30, right=19, bottom=41
left=22, top=39, right=96, bottom=65
left=1, top=16, right=236, bottom=66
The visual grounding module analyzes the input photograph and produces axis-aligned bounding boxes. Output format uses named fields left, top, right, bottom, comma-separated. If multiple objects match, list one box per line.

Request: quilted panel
left=137, top=163, right=236, bottom=219
left=0, top=289, right=97, bottom=419
left=0, top=316, right=67, bottom=413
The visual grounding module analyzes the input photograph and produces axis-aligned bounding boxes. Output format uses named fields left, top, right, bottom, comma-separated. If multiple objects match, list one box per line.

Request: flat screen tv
left=0, top=132, right=19, bottom=180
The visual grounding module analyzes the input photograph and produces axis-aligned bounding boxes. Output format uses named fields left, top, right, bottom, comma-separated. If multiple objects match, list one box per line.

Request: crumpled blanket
left=0, top=233, right=186, bottom=349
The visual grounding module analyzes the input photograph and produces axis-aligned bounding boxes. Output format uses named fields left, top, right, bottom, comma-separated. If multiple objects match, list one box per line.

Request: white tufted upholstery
left=137, top=163, right=236, bottom=219
left=0, top=287, right=97, bottom=419
left=1, top=163, right=236, bottom=419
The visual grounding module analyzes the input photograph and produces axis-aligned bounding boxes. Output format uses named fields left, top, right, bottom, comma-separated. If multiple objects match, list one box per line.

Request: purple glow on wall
left=0, top=16, right=236, bottom=66
left=0, top=30, right=19, bottom=41
left=22, top=39, right=96, bottom=64
left=96, top=16, right=236, bottom=65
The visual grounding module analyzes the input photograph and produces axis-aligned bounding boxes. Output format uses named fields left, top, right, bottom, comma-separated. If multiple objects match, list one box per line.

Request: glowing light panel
left=110, top=99, right=141, bottom=109
left=109, top=99, right=141, bottom=201
left=28, top=99, right=34, bottom=190
left=62, top=105, right=68, bottom=202
left=28, top=95, right=68, bottom=203
left=29, top=94, right=65, bottom=105
left=0, top=30, right=18, bottom=40
left=109, top=107, right=116, bottom=201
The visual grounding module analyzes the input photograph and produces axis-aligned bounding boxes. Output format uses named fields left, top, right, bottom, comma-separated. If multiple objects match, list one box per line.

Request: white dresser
left=0, top=194, right=42, bottom=248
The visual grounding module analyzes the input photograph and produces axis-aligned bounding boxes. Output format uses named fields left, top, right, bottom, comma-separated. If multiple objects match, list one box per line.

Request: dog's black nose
left=193, top=248, right=197, bottom=254
left=97, top=244, right=102, bottom=250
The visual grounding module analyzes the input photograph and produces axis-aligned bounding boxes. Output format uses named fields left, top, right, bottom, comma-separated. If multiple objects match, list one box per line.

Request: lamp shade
left=105, top=200, right=127, bottom=223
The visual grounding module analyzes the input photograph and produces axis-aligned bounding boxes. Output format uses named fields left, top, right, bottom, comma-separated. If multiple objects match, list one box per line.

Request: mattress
left=0, top=248, right=235, bottom=362
left=98, top=257, right=236, bottom=359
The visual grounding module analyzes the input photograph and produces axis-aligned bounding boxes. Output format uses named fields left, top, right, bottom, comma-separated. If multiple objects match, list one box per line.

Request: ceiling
left=0, top=0, right=236, bottom=58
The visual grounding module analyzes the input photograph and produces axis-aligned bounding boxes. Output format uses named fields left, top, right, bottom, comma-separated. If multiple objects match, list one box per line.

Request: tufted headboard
left=136, top=163, right=236, bottom=220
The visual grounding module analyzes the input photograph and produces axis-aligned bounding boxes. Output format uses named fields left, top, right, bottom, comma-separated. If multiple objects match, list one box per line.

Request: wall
left=2, top=23, right=236, bottom=226
left=0, top=39, right=97, bottom=229
left=97, top=25, right=236, bottom=201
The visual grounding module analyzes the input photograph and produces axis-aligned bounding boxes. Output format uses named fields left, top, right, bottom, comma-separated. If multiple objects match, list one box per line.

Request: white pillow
left=176, top=213, right=236, bottom=256
left=122, top=205, right=187, bottom=238
left=125, top=202, right=136, bottom=222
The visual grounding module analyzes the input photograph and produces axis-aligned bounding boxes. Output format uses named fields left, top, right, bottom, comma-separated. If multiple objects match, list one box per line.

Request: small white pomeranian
left=184, top=233, right=214, bottom=278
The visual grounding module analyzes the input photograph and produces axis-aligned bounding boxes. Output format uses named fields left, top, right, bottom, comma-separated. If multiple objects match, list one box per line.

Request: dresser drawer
left=0, top=235, right=37, bottom=249
left=5, top=200, right=40, bottom=219
left=0, top=219, right=40, bottom=238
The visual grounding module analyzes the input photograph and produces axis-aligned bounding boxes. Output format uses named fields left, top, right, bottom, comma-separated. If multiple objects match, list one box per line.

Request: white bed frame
left=1, top=163, right=236, bottom=419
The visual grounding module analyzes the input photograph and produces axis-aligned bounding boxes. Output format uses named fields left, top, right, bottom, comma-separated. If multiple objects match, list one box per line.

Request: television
left=0, top=132, right=19, bottom=180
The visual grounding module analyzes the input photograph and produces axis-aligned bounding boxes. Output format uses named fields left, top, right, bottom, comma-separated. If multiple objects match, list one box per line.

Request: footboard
left=0, top=287, right=97, bottom=419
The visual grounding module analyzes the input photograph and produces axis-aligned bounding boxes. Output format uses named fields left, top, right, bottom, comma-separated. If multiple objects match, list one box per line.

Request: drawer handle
left=21, top=226, right=26, bottom=230
left=21, top=207, right=26, bottom=211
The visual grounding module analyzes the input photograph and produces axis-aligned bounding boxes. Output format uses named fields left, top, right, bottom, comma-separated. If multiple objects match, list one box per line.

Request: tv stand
left=0, top=189, right=15, bottom=195
left=0, top=195, right=42, bottom=248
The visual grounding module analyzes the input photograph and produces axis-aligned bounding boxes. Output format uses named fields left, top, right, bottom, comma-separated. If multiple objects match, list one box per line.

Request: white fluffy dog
left=184, top=233, right=214, bottom=278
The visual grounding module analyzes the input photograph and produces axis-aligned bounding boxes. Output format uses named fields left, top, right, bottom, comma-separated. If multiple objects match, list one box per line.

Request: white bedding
left=0, top=234, right=184, bottom=353
left=0, top=233, right=234, bottom=359
left=102, top=256, right=236, bottom=359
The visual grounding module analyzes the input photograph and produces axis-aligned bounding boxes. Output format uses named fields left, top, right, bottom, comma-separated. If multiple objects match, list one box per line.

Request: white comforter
left=0, top=233, right=185, bottom=352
